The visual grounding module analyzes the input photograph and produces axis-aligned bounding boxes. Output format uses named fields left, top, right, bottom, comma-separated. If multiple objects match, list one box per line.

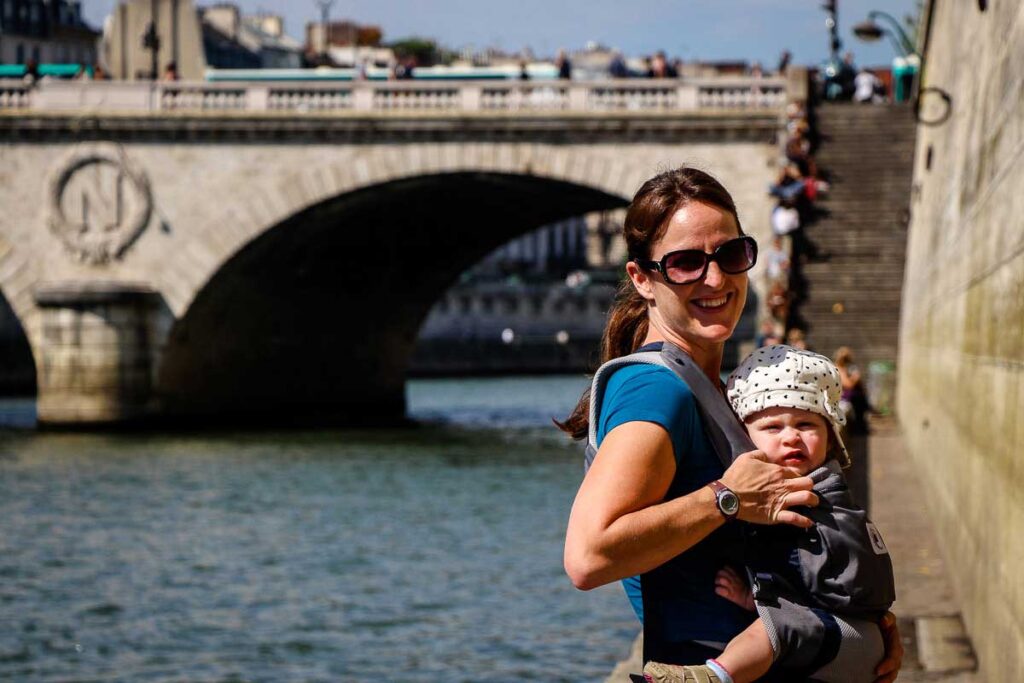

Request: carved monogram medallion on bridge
left=47, top=144, right=152, bottom=265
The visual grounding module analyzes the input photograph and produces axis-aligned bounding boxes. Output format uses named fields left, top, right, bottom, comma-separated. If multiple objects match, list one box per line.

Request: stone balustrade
left=0, top=77, right=788, bottom=115
left=0, top=81, right=32, bottom=109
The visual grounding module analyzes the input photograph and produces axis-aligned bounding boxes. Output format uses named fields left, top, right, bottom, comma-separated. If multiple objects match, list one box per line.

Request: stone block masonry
left=34, top=283, right=165, bottom=424
left=897, top=1, right=1024, bottom=680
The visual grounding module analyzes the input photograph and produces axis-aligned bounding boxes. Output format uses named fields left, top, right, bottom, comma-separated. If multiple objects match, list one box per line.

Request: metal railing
left=0, top=77, right=788, bottom=114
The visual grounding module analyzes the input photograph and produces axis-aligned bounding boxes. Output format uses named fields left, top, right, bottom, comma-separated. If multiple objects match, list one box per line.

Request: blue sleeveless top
left=595, top=355, right=753, bottom=647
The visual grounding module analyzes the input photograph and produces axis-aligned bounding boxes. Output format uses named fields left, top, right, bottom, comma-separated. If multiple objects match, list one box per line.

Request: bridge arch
left=158, top=144, right=655, bottom=317
left=154, top=145, right=651, bottom=423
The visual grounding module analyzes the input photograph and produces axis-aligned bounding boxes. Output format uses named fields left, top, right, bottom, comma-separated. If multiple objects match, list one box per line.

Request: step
left=791, top=103, right=917, bottom=363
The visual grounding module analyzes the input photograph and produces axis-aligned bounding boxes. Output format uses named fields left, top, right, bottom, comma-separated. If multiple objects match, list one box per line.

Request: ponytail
left=554, top=280, right=649, bottom=440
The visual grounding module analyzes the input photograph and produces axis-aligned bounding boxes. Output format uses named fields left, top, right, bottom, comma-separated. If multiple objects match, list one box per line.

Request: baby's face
left=744, top=406, right=829, bottom=474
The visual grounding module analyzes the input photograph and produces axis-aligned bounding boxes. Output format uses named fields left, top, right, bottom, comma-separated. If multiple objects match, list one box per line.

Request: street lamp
left=853, top=9, right=940, bottom=113
left=314, top=0, right=335, bottom=62
left=852, top=11, right=917, bottom=57
left=142, top=0, right=160, bottom=80
left=821, top=0, right=841, bottom=63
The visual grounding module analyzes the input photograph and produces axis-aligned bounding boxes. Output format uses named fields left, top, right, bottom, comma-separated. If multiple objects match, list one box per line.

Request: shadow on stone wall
left=0, top=289, right=35, bottom=396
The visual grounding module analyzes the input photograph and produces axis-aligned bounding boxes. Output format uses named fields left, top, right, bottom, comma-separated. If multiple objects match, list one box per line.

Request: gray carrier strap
left=584, top=342, right=755, bottom=471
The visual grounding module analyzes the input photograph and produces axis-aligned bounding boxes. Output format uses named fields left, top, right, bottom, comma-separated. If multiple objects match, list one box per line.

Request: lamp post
left=855, top=6, right=951, bottom=124
left=142, top=0, right=160, bottom=80
left=852, top=11, right=917, bottom=57
left=314, top=0, right=334, bottom=62
left=853, top=10, right=921, bottom=104
left=821, top=0, right=842, bottom=64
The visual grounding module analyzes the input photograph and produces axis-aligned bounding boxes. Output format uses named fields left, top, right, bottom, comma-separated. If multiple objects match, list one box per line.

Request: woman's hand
left=719, top=450, right=818, bottom=528
left=874, top=612, right=904, bottom=682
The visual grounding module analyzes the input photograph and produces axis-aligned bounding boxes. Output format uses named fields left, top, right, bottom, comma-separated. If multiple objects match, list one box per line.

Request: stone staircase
left=792, top=104, right=917, bottom=369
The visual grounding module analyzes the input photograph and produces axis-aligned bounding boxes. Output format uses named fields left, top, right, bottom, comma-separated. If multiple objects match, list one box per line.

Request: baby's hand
left=714, top=565, right=755, bottom=611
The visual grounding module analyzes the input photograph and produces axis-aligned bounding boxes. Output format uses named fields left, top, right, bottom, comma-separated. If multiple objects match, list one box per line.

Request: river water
left=0, top=377, right=638, bottom=682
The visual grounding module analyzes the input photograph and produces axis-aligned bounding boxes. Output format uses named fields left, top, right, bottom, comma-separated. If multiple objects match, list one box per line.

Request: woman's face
left=627, top=201, right=748, bottom=355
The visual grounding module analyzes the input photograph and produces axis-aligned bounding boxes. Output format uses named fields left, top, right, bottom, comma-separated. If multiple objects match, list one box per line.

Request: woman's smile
left=692, top=293, right=731, bottom=309
left=686, top=289, right=741, bottom=329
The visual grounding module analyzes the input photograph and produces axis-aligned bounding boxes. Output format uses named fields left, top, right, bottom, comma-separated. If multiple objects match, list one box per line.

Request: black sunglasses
left=633, top=236, right=758, bottom=285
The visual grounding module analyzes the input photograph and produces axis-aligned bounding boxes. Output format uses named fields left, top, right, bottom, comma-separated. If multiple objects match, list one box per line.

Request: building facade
left=103, top=0, right=206, bottom=80
left=200, top=4, right=302, bottom=70
left=0, top=0, right=98, bottom=66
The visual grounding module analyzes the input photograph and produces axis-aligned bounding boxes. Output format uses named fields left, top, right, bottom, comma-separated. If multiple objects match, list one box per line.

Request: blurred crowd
left=755, top=75, right=876, bottom=432
left=820, top=52, right=889, bottom=103
left=523, top=47, right=791, bottom=82
left=758, top=98, right=827, bottom=351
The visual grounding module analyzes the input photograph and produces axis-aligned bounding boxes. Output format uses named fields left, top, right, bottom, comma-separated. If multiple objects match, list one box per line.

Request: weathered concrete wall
left=898, top=1, right=1024, bottom=679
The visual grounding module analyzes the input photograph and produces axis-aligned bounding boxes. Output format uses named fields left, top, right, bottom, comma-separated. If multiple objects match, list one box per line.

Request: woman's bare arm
left=564, top=421, right=818, bottom=590
left=564, top=421, right=721, bottom=589
left=839, top=365, right=862, bottom=390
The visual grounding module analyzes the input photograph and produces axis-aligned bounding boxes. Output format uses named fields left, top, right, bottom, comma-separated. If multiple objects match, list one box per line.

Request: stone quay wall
left=897, top=1, right=1024, bottom=679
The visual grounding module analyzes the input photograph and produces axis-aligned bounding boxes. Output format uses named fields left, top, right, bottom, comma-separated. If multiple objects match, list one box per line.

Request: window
left=15, top=43, right=24, bottom=64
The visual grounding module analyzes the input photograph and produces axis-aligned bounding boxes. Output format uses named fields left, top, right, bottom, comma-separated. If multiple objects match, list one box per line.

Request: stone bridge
left=0, top=76, right=796, bottom=426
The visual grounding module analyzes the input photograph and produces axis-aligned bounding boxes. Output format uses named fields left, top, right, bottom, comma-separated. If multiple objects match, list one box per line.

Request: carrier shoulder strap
left=656, top=342, right=757, bottom=465
left=584, top=350, right=665, bottom=470
left=584, top=342, right=754, bottom=471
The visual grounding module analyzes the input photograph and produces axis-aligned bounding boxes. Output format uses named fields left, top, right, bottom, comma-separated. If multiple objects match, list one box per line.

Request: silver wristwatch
left=707, top=480, right=740, bottom=520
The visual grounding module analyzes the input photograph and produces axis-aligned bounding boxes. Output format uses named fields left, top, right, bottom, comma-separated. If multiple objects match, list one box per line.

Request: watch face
left=719, top=491, right=740, bottom=516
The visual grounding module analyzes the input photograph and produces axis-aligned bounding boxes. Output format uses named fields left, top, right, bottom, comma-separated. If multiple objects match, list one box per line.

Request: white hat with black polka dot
left=726, top=344, right=851, bottom=468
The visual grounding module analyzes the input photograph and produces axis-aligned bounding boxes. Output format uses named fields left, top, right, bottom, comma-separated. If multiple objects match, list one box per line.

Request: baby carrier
left=584, top=342, right=895, bottom=680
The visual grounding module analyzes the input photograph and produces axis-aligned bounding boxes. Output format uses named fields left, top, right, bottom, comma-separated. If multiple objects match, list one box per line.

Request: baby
left=645, top=345, right=895, bottom=683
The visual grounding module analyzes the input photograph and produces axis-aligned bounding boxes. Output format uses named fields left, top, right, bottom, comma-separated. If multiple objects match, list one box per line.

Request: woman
left=835, top=346, right=871, bottom=434
left=559, top=168, right=901, bottom=681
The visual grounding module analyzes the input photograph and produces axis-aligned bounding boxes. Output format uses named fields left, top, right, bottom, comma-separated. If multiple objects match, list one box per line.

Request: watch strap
left=707, top=479, right=739, bottom=519
left=707, top=479, right=729, bottom=496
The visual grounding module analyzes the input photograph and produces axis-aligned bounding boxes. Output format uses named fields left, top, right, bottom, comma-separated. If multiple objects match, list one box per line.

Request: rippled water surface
left=0, top=377, right=637, bottom=682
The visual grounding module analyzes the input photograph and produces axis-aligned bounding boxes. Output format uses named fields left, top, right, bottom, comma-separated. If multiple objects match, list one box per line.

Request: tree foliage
left=387, top=37, right=440, bottom=66
left=356, top=26, right=382, bottom=47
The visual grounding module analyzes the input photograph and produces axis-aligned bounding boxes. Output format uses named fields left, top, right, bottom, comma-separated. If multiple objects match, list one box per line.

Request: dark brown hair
left=556, top=167, right=742, bottom=439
